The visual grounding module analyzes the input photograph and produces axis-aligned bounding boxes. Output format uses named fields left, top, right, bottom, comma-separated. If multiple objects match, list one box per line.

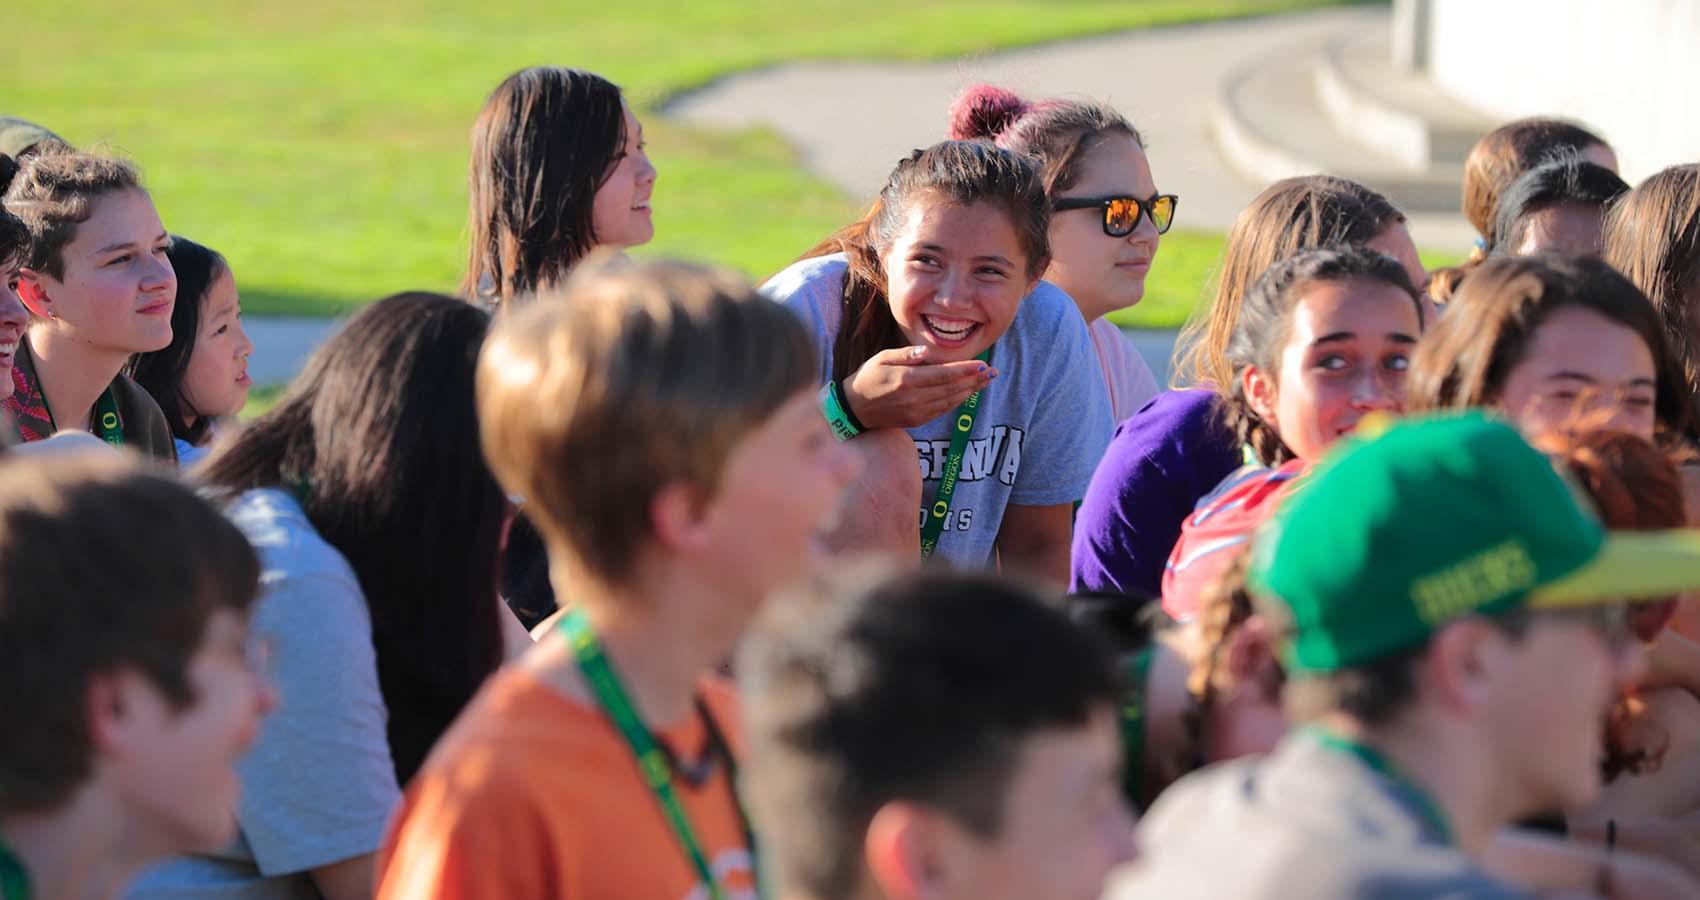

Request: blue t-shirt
left=765, top=254, right=1112, bottom=568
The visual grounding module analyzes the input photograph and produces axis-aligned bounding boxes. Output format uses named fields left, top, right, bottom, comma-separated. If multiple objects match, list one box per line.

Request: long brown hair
left=1462, top=117, right=1612, bottom=245
left=1173, top=176, right=1403, bottom=390
left=794, top=140, right=1050, bottom=382
left=463, top=66, right=627, bottom=308
left=1603, top=164, right=1700, bottom=439
left=1406, top=254, right=1692, bottom=439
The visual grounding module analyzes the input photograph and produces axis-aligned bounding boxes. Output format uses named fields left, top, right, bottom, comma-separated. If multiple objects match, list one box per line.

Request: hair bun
left=947, top=84, right=1029, bottom=141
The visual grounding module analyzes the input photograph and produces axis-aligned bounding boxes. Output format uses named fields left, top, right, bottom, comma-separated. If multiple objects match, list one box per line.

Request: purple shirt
left=1070, top=388, right=1241, bottom=600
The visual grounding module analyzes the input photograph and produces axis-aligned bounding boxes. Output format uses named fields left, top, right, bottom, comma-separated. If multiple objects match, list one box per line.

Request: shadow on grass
left=242, top=286, right=371, bottom=318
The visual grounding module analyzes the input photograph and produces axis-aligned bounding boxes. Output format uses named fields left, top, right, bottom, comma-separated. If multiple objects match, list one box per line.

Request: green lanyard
left=0, top=836, right=29, bottom=900
left=919, top=349, right=991, bottom=560
left=42, top=387, right=124, bottom=447
left=557, top=609, right=747, bottom=900
left=1117, top=648, right=1155, bottom=811
left=92, top=389, right=123, bottom=447
left=1306, top=727, right=1455, bottom=846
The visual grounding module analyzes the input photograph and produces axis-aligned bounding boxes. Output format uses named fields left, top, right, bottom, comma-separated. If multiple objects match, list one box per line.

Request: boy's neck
left=1315, top=711, right=1504, bottom=859
left=27, top=329, right=128, bottom=435
left=539, top=569, right=750, bottom=728
left=2, top=790, right=152, bottom=900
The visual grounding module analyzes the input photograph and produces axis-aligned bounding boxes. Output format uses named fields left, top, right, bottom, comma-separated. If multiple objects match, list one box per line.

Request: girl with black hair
left=463, top=65, right=658, bottom=626
left=131, top=292, right=517, bottom=900
left=126, top=236, right=251, bottom=465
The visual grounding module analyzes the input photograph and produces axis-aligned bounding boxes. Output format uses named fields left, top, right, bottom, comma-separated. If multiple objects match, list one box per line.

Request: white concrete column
left=1391, top=0, right=1431, bottom=71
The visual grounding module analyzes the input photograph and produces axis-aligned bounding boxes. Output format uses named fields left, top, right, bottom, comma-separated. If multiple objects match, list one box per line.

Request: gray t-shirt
left=766, top=254, right=1112, bottom=568
left=128, top=489, right=401, bottom=899
left=1106, top=732, right=1532, bottom=900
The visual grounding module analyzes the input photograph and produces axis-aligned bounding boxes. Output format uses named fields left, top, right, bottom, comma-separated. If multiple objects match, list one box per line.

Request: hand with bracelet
left=837, top=344, right=996, bottom=432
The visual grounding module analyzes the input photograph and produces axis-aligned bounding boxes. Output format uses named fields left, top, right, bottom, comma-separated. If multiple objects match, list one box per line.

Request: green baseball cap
left=1248, top=413, right=1700, bottom=674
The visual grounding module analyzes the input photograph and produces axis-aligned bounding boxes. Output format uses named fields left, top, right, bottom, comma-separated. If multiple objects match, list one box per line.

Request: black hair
left=198, top=292, right=507, bottom=784
left=0, top=154, right=19, bottom=199
left=464, top=66, right=628, bottom=307
left=0, top=198, right=26, bottom=276
left=1489, top=157, right=1629, bottom=256
left=1061, top=590, right=1167, bottom=655
left=125, top=236, right=229, bottom=445
left=739, top=569, right=1119, bottom=900
left=1222, top=245, right=1422, bottom=465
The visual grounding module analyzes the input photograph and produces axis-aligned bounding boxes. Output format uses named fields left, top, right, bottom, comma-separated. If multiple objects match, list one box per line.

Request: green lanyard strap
left=558, top=609, right=752, bottom=900
left=1118, top=648, right=1155, bottom=812
left=1306, top=727, right=1454, bottom=846
left=0, top=836, right=30, bottom=900
left=41, top=387, right=124, bottom=447
left=919, top=348, right=991, bottom=561
left=92, top=389, right=123, bottom=447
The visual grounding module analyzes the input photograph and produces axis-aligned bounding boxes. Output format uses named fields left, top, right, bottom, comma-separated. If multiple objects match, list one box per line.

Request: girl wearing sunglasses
left=950, top=84, right=1174, bottom=423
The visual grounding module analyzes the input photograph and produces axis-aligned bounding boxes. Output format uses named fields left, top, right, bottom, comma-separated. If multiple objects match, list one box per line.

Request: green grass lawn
left=10, top=0, right=1349, bottom=325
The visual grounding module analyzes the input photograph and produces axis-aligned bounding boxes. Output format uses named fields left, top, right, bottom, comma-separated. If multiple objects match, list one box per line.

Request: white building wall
left=1423, top=0, right=1700, bottom=183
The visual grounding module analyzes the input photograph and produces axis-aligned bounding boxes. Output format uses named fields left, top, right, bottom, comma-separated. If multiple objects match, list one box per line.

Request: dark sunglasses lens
left=1104, top=198, right=1140, bottom=236
left=1150, top=196, right=1176, bottom=234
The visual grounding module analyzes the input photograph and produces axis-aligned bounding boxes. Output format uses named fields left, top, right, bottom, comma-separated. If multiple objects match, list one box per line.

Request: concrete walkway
left=246, top=316, right=340, bottom=386
left=666, top=5, right=1476, bottom=252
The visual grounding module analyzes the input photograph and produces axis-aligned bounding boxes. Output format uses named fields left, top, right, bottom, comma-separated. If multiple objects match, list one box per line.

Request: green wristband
left=820, top=382, right=861, bottom=441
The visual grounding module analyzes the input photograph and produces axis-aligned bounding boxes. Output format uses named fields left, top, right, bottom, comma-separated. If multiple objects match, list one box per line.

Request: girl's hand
left=840, top=345, right=996, bottom=431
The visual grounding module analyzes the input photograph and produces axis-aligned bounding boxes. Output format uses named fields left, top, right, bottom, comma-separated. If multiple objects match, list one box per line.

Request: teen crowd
left=3, top=62, right=1700, bottom=900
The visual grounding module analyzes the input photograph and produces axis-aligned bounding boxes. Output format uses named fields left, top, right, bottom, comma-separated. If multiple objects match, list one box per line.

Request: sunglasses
left=1053, top=193, right=1178, bottom=237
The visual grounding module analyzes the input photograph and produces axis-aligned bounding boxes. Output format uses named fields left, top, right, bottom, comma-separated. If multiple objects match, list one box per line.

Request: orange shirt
left=375, top=669, right=758, bottom=900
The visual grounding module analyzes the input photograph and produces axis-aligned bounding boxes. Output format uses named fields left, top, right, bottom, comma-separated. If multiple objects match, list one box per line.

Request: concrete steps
left=1212, top=20, right=1498, bottom=214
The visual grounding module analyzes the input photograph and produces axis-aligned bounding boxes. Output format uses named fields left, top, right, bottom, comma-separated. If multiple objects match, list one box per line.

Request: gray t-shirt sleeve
left=1006, top=289, right=1113, bottom=506
left=763, top=253, right=846, bottom=385
left=239, top=566, right=401, bottom=876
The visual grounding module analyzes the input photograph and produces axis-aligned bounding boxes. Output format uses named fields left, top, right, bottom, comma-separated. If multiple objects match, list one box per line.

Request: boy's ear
left=1222, top=613, right=1277, bottom=684
left=16, top=268, right=52, bottom=319
left=85, top=668, right=157, bottom=759
left=650, top=481, right=714, bottom=553
left=1425, top=618, right=1503, bottom=716
left=865, top=802, right=954, bottom=900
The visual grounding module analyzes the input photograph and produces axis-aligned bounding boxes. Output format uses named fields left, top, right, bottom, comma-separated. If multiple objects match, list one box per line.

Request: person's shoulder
left=420, top=668, right=615, bottom=784
left=226, top=488, right=361, bottom=588
left=1110, top=389, right=1222, bottom=446
left=1143, top=754, right=1265, bottom=822
left=227, top=487, right=318, bottom=549
left=174, top=438, right=208, bottom=468
left=1013, top=279, right=1088, bottom=333
left=763, top=253, right=848, bottom=301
